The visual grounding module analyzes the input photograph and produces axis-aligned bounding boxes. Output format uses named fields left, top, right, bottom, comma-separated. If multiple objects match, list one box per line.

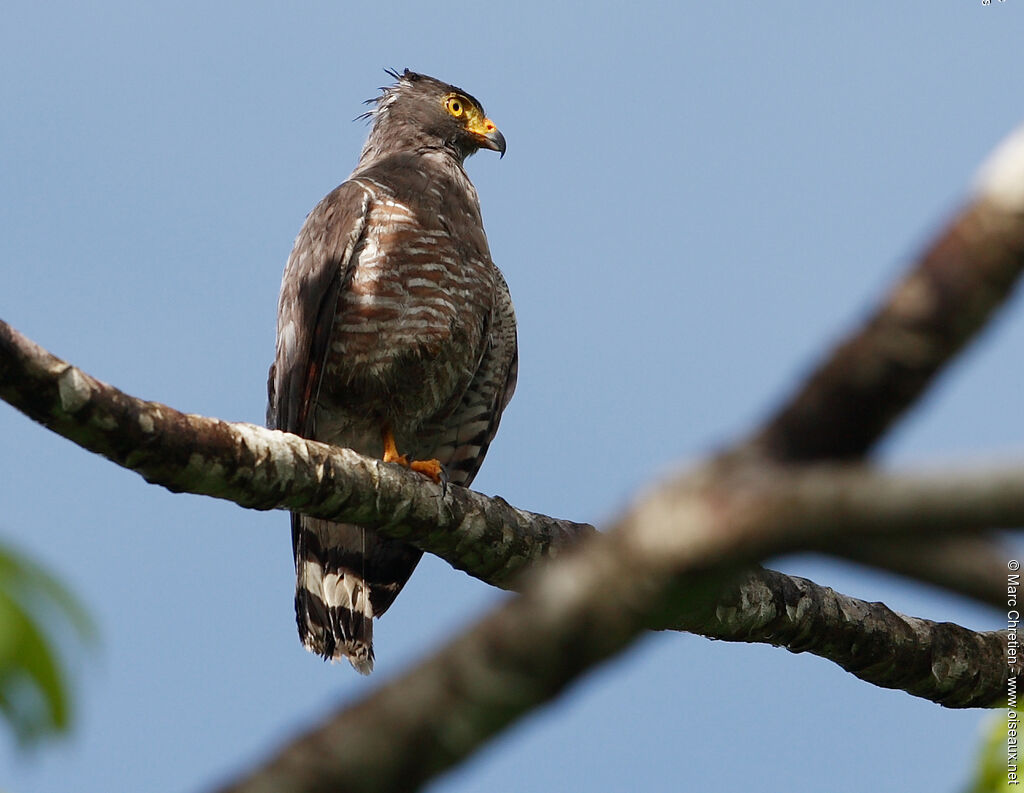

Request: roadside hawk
left=267, top=69, right=517, bottom=674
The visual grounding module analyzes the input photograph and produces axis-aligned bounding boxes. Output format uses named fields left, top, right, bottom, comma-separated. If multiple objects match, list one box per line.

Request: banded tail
left=292, top=514, right=421, bottom=674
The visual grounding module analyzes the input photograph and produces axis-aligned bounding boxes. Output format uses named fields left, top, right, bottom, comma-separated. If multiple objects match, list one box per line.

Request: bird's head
left=359, top=69, right=506, bottom=163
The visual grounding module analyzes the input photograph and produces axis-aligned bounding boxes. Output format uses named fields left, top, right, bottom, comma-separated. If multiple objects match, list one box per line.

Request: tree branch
left=680, top=566, right=1012, bottom=710
left=747, top=199, right=1024, bottom=462
left=3, top=320, right=1022, bottom=793
left=727, top=125, right=1024, bottom=597
left=832, top=533, right=1009, bottom=607
left=6, top=309, right=1023, bottom=693
left=0, top=318, right=589, bottom=589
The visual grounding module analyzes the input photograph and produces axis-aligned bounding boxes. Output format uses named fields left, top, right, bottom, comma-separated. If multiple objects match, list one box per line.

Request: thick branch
left=680, top=567, right=1012, bottom=707
left=218, top=579, right=1013, bottom=793
left=3, top=321, right=1021, bottom=788
left=0, top=318, right=588, bottom=589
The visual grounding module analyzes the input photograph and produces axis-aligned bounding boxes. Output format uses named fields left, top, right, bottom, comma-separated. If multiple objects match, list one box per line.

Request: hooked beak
left=470, top=117, right=506, bottom=158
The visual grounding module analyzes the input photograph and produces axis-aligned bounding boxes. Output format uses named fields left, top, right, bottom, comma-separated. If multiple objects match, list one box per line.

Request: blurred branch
left=747, top=203, right=1024, bottom=462
left=214, top=461, right=1019, bottom=793
left=728, top=126, right=1024, bottom=597
left=833, top=533, right=1009, bottom=607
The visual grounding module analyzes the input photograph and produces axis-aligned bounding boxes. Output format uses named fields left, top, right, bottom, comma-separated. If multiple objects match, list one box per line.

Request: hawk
left=267, top=70, right=517, bottom=674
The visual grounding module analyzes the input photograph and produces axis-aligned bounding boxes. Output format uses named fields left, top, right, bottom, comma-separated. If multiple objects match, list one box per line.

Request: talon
left=410, top=458, right=444, bottom=485
left=381, top=426, right=443, bottom=485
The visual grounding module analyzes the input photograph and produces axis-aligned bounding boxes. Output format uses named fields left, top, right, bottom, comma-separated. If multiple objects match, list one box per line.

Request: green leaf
left=0, top=545, right=95, bottom=644
left=0, top=539, right=96, bottom=747
left=963, top=711, right=1018, bottom=793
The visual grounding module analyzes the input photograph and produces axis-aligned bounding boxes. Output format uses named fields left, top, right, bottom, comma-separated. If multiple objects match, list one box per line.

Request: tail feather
left=292, top=515, right=421, bottom=675
left=296, top=554, right=375, bottom=674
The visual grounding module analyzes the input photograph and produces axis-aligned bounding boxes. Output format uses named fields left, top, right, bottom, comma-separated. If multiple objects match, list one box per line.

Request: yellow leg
left=381, top=427, right=443, bottom=484
left=381, top=427, right=408, bottom=466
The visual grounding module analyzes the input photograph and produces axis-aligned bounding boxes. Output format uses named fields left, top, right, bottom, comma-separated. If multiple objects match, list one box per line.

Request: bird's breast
left=321, top=197, right=493, bottom=428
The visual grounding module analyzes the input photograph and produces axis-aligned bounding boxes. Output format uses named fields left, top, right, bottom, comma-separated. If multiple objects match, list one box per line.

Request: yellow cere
left=444, top=92, right=498, bottom=137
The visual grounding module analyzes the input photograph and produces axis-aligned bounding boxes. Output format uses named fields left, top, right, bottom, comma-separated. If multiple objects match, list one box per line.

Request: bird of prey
left=267, top=69, right=517, bottom=674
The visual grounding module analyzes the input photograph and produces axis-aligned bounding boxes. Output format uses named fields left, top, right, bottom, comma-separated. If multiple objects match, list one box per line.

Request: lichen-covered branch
left=679, top=567, right=1012, bottom=708
left=0, top=318, right=589, bottom=589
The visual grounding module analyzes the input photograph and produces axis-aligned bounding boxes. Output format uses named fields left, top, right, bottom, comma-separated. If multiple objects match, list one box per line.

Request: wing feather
left=427, top=268, right=518, bottom=488
left=267, top=180, right=373, bottom=562
left=267, top=180, right=372, bottom=435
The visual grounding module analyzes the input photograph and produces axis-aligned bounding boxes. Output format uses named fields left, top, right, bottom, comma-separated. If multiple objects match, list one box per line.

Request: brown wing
left=268, top=178, right=421, bottom=674
left=266, top=178, right=373, bottom=563
left=267, top=180, right=372, bottom=436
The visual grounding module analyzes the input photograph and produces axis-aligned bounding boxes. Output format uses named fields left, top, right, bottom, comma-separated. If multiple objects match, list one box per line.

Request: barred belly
left=318, top=196, right=491, bottom=449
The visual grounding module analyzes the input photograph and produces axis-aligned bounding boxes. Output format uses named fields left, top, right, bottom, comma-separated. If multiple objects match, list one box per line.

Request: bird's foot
left=382, top=448, right=409, bottom=466
left=381, top=427, right=445, bottom=486
left=409, top=458, right=444, bottom=485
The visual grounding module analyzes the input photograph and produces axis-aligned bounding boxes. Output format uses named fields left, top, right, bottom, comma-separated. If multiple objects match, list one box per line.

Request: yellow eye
left=445, top=95, right=466, bottom=117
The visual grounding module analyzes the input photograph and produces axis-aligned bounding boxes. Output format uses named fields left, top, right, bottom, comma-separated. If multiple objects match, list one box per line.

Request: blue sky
left=1, top=3, right=1021, bottom=791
